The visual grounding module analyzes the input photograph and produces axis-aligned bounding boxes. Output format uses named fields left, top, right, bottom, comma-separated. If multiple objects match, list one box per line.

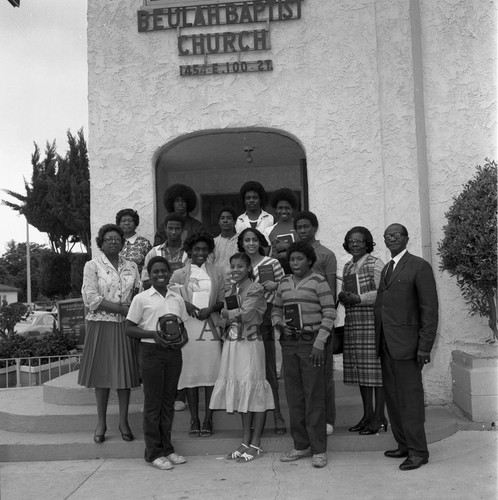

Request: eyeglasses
left=104, top=237, right=122, bottom=243
left=383, top=232, right=406, bottom=242
left=347, top=239, right=366, bottom=245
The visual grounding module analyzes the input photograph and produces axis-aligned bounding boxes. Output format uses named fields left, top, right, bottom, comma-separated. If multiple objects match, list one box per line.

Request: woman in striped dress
left=338, top=227, right=387, bottom=435
left=238, top=227, right=287, bottom=434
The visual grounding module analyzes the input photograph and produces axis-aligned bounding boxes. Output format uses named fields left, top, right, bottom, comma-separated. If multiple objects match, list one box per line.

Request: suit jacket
left=374, top=252, right=438, bottom=360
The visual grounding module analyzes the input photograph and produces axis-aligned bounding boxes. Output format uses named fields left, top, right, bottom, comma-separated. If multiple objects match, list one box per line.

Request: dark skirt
left=78, top=320, right=140, bottom=389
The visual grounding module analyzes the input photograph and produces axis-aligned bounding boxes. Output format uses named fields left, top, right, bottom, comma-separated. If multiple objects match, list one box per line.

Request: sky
left=0, top=0, right=88, bottom=254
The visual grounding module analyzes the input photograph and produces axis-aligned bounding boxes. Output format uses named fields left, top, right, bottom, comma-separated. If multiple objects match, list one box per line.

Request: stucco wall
left=87, top=0, right=496, bottom=404
left=420, top=0, right=497, bottom=403
left=88, top=0, right=390, bottom=245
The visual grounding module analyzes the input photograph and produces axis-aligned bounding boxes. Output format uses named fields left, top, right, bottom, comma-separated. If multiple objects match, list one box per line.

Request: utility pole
left=26, top=219, right=32, bottom=308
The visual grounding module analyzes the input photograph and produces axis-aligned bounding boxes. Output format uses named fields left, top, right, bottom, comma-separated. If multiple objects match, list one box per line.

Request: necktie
left=385, top=260, right=394, bottom=283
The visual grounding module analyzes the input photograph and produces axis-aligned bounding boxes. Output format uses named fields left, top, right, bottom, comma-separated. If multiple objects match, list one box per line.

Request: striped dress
left=342, top=254, right=384, bottom=386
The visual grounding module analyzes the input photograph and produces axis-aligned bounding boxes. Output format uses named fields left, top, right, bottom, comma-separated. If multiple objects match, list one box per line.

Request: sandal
left=237, top=444, right=263, bottom=462
left=200, top=419, right=213, bottom=437
left=189, top=417, right=200, bottom=437
left=226, top=443, right=249, bottom=460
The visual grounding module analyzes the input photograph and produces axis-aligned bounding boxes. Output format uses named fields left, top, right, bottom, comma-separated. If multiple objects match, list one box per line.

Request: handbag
left=332, top=326, right=344, bottom=355
left=157, top=314, right=188, bottom=349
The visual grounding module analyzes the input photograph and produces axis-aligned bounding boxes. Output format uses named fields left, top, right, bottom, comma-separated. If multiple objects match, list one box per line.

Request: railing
left=0, top=354, right=81, bottom=389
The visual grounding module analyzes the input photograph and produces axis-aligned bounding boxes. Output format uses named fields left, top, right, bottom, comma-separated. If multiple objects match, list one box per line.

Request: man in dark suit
left=374, top=223, right=438, bottom=471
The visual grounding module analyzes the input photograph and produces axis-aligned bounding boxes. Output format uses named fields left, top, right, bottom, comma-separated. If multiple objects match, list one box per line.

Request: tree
left=37, top=253, right=72, bottom=299
left=0, top=241, right=52, bottom=302
left=50, top=129, right=91, bottom=252
left=2, top=129, right=90, bottom=255
left=438, top=159, right=497, bottom=341
left=0, top=300, right=29, bottom=341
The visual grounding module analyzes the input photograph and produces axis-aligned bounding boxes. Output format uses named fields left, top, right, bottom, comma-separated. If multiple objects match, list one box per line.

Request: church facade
left=87, top=0, right=496, bottom=404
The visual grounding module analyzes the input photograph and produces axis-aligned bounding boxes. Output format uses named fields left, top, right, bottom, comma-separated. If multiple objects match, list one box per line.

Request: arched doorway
left=154, top=128, right=307, bottom=235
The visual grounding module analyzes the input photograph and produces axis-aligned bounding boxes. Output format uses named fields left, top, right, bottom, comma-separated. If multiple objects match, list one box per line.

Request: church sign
left=138, top=0, right=303, bottom=76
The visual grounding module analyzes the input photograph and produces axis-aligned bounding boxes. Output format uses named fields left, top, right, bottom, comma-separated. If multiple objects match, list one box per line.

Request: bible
left=284, top=303, right=303, bottom=330
left=225, top=294, right=241, bottom=310
left=258, top=264, right=275, bottom=283
left=157, top=314, right=188, bottom=349
left=276, top=233, right=295, bottom=244
left=343, top=273, right=360, bottom=295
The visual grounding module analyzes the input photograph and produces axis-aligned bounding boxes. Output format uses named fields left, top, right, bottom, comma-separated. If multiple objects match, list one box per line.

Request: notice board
left=57, top=298, right=86, bottom=346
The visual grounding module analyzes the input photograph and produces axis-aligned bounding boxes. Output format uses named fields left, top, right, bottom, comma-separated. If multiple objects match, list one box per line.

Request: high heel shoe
left=359, top=419, right=388, bottom=435
left=119, top=425, right=135, bottom=442
left=348, top=419, right=371, bottom=432
left=94, top=425, right=107, bottom=444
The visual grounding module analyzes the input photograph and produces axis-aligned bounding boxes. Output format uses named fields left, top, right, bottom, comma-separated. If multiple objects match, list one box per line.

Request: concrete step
left=0, top=387, right=249, bottom=433
left=42, top=368, right=357, bottom=406
left=0, top=366, right=466, bottom=462
left=0, top=407, right=461, bottom=462
left=1, top=370, right=364, bottom=433
left=0, top=388, right=362, bottom=433
left=42, top=371, right=144, bottom=406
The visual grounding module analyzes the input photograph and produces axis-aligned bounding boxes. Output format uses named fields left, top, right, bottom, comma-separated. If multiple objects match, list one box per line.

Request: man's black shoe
left=399, top=456, right=428, bottom=471
left=384, top=449, right=408, bottom=458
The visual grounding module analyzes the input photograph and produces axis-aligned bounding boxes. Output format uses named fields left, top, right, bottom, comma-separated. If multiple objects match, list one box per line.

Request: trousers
left=282, top=346, right=327, bottom=454
left=141, top=342, right=182, bottom=463
left=380, top=337, right=428, bottom=458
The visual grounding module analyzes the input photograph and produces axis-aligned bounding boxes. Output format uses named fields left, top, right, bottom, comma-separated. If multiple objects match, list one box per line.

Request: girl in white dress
left=169, top=232, right=225, bottom=437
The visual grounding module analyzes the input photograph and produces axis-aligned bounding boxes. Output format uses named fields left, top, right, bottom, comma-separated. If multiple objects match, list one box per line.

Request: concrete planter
left=0, top=358, right=79, bottom=388
left=19, top=358, right=78, bottom=387
left=0, top=364, right=17, bottom=388
left=451, top=349, right=498, bottom=422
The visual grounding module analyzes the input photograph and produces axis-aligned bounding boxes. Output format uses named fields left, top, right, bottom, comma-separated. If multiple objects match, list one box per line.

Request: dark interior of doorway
left=201, top=190, right=302, bottom=236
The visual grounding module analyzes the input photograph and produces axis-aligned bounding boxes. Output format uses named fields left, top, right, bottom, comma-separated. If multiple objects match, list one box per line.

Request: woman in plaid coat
left=338, top=226, right=386, bottom=435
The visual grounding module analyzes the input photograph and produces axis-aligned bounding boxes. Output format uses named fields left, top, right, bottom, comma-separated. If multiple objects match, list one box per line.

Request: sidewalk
left=0, top=430, right=496, bottom=500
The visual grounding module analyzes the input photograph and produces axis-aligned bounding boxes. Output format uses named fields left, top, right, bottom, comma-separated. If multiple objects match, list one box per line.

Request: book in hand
left=343, top=273, right=360, bottom=295
left=225, top=294, right=241, bottom=310
left=157, top=314, right=188, bottom=349
left=276, top=233, right=295, bottom=244
left=158, top=315, right=181, bottom=336
left=258, top=264, right=275, bottom=283
left=284, top=303, right=303, bottom=330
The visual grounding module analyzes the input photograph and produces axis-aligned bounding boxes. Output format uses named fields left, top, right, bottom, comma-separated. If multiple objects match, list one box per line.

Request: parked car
left=14, top=311, right=58, bottom=339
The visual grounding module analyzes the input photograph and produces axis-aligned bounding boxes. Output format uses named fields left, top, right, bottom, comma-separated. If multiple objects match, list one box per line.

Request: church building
left=87, top=0, right=496, bottom=405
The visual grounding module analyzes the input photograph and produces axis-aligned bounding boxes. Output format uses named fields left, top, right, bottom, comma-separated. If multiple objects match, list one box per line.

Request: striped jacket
left=272, top=272, right=336, bottom=350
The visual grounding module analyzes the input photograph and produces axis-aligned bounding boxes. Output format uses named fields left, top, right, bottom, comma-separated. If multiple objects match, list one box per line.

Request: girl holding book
left=209, top=252, right=274, bottom=462
left=238, top=227, right=287, bottom=435
left=272, top=241, right=336, bottom=468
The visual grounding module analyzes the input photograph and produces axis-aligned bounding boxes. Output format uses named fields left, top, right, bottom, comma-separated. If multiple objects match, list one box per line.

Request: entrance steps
left=0, top=370, right=463, bottom=462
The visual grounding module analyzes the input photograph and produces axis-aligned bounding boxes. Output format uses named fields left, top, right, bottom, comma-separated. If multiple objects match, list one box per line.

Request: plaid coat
left=343, top=254, right=383, bottom=386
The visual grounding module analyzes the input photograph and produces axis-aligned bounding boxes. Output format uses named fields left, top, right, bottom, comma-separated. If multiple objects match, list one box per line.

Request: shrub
left=0, top=301, right=29, bottom=341
left=438, top=159, right=497, bottom=341
left=0, top=331, right=77, bottom=367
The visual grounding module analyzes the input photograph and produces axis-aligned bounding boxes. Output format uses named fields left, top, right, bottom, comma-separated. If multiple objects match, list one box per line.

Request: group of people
left=78, top=180, right=439, bottom=473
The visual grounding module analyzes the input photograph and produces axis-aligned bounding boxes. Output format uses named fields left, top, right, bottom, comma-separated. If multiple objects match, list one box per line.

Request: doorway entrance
left=154, top=128, right=307, bottom=235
